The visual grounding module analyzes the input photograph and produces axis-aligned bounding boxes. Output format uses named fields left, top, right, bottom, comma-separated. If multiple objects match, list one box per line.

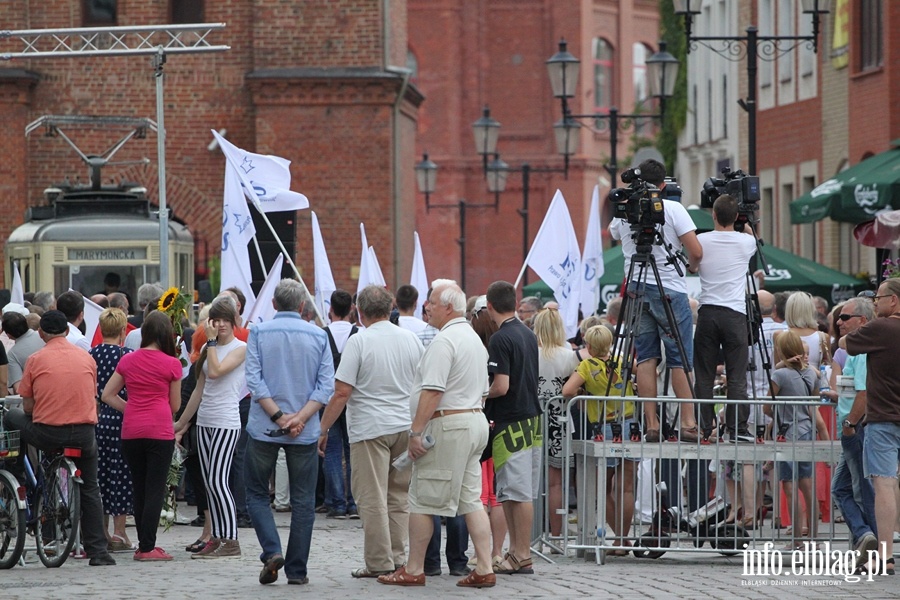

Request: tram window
left=53, top=266, right=70, bottom=296
left=24, top=264, right=30, bottom=293
left=70, top=266, right=142, bottom=307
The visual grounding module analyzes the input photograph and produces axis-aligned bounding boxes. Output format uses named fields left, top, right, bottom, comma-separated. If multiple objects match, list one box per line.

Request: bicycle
left=0, top=424, right=26, bottom=569
left=0, top=397, right=82, bottom=568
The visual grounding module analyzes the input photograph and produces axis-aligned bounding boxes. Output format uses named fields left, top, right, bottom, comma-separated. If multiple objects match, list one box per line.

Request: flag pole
left=248, top=202, right=325, bottom=325
left=251, top=235, right=267, bottom=274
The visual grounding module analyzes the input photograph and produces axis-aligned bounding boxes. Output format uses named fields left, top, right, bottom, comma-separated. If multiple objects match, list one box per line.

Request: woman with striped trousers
left=176, top=298, right=247, bottom=559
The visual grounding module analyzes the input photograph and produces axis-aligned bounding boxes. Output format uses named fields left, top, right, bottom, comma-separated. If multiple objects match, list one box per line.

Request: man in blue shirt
left=832, top=297, right=877, bottom=561
left=245, top=279, right=335, bottom=586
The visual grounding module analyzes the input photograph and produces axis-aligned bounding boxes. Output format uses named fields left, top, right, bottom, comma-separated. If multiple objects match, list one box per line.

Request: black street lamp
left=674, top=0, right=828, bottom=174
left=471, top=107, right=572, bottom=286
left=414, top=153, right=499, bottom=293
left=546, top=39, right=679, bottom=189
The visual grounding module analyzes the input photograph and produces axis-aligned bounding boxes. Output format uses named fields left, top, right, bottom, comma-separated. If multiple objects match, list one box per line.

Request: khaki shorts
left=408, top=412, right=488, bottom=517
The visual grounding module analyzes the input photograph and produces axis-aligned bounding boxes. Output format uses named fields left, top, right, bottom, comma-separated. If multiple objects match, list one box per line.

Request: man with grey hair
left=516, top=296, right=542, bottom=324
left=246, top=279, right=335, bottom=586
left=31, top=291, right=55, bottom=312
left=379, top=279, right=496, bottom=589
left=129, top=283, right=164, bottom=328
left=832, top=296, right=878, bottom=563
left=318, top=285, right=423, bottom=578
left=90, top=292, right=136, bottom=346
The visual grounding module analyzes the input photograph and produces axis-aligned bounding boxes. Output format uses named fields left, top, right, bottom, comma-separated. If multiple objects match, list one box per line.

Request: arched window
left=632, top=43, right=652, bottom=104
left=592, top=38, right=614, bottom=113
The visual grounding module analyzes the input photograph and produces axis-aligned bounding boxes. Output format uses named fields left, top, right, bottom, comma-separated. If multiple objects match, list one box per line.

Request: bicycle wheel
left=0, top=472, right=26, bottom=569
left=35, top=458, right=80, bottom=568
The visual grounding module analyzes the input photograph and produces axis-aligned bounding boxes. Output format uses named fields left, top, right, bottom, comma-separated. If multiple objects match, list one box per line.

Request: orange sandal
left=377, top=566, right=426, bottom=586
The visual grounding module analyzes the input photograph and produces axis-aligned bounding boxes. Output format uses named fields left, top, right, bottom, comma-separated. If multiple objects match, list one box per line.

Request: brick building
left=409, top=0, right=663, bottom=295
left=0, top=0, right=421, bottom=295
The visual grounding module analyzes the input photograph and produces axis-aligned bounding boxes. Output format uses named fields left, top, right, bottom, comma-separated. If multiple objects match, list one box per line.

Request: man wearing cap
left=2, top=310, right=116, bottom=566
left=2, top=308, right=44, bottom=393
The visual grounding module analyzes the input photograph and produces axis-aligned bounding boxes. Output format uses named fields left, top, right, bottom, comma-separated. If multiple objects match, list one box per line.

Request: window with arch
left=632, top=43, right=652, bottom=104
left=592, top=38, right=614, bottom=113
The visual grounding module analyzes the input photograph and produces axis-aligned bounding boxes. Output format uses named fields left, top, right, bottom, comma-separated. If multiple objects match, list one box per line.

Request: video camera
left=609, top=168, right=665, bottom=238
left=700, top=167, right=760, bottom=232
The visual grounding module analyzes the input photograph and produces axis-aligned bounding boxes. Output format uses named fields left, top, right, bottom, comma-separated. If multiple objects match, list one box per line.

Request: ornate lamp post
left=673, top=0, right=828, bottom=174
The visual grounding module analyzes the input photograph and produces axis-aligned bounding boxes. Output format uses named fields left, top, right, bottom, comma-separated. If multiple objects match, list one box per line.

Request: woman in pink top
left=102, top=311, right=182, bottom=561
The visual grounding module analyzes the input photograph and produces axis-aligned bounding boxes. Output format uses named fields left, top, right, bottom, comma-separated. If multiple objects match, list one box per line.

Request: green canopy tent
left=523, top=244, right=867, bottom=314
left=790, top=142, right=900, bottom=224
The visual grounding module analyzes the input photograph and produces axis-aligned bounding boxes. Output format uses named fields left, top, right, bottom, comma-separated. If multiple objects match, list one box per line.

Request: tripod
left=610, top=225, right=695, bottom=440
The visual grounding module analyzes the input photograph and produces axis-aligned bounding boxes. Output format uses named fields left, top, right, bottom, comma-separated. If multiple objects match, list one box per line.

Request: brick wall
left=0, top=0, right=415, bottom=295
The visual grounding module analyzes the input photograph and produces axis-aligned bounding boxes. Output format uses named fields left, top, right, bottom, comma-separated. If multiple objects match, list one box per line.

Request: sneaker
left=193, top=538, right=241, bottom=559
left=190, top=515, right=206, bottom=527
left=726, top=430, right=756, bottom=443
left=854, top=532, right=878, bottom=558
left=134, top=547, right=174, bottom=561
left=89, top=553, right=117, bottom=566
left=315, top=504, right=328, bottom=514
left=326, top=508, right=348, bottom=519
left=347, top=506, right=359, bottom=519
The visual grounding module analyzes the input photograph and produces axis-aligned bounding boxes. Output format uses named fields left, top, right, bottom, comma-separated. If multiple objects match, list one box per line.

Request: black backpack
left=325, top=325, right=358, bottom=371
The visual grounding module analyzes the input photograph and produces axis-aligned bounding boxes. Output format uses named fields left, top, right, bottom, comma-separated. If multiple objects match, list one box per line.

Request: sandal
left=457, top=570, right=496, bottom=588
left=351, top=566, right=393, bottom=578
left=185, top=538, right=208, bottom=553
left=377, top=566, right=426, bottom=586
left=109, top=534, right=135, bottom=553
left=644, top=429, right=661, bottom=443
left=493, top=553, right=534, bottom=575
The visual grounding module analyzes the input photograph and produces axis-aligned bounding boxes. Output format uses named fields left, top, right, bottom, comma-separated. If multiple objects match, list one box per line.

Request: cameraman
left=609, top=159, right=701, bottom=442
left=693, top=195, right=758, bottom=441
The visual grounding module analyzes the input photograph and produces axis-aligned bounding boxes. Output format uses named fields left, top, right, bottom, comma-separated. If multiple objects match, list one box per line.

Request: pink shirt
left=116, top=348, right=182, bottom=440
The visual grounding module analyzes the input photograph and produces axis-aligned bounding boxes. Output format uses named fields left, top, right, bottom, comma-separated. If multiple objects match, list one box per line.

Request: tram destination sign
left=68, top=248, right=147, bottom=261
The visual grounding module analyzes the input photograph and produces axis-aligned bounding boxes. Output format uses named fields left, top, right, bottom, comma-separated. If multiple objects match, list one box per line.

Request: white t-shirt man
left=335, top=320, right=424, bottom=444
left=327, top=319, right=356, bottom=353
left=696, top=230, right=757, bottom=313
left=610, top=199, right=697, bottom=293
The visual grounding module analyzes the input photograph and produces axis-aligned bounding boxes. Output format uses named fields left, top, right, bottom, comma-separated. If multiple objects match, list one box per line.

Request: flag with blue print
left=211, top=129, right=309, bottom=213
left=524, top=189, right=582, bottom=338
left=219, top=165, right=257, bottom=312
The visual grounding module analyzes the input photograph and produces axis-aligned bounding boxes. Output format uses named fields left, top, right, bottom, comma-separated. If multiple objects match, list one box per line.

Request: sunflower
left=158, top=287, right=180, bottom=312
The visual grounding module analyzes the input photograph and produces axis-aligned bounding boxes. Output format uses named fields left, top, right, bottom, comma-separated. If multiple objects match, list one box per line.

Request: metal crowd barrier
left=534, top=394, right=846, bottom=565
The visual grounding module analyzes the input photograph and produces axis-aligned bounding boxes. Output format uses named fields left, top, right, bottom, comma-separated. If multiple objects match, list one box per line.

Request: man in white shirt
left=318, top=285, right=423, bottom=578
left=55, top=290, right=91, bottom=351
left=694, top=194, right=758, bottom=441
left=609, top=159, right=702, bottom=442
left=396, top=285, right=428, bottom=335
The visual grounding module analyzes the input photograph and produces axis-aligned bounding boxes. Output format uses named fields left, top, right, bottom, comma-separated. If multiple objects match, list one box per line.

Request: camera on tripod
left=608, top=167, right=665, bottom=232
left=700, top=167, right=761, bottom=231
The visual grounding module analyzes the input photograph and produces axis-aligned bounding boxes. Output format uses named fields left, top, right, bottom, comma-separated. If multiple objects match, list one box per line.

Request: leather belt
left=430, top=408, right=482, bottom=420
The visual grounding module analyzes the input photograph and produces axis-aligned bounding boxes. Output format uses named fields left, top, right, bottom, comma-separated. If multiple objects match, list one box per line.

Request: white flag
left=410, top=232, right=429, bottom=320
left=578, top=185, right=605, bottom=317
left=311, top=211, right=336, bottom=322
left=357, top=223, right=386, bottom=295
left=523, top=190, right=582, bottom=338
left=219, top=165, right=258, bottom=313
left=10, top=261, right=24, bottom=305
left=211, top=130, right=309, bottom=213
left=368, top=247, right=386, bottom=287
left=244, top=254, right=284, bottom=326
left=80, top=292, right=104, bottom=344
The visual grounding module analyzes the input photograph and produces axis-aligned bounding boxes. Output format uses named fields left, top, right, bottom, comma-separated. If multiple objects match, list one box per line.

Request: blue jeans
left=425, top=515, right=469, bottom=572
left=324, top=410, right=355, bottom=512
left=833, top=427, right=877, bottom=543
left=245, top=438, right=317, bottom=580
left=631, top=283, right=694, bottom=370
left=229, top=396, right=250, bottom=519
